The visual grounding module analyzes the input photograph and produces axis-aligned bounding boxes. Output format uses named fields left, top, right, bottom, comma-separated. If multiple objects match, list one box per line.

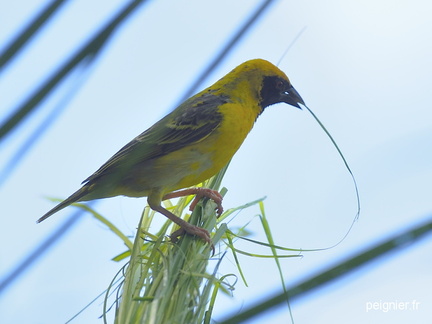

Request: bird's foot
left=170, top=225, right=214, bottom=255
left=189, top=188, right=223, bottom=216
left=163, top=187, right=223, bottom=216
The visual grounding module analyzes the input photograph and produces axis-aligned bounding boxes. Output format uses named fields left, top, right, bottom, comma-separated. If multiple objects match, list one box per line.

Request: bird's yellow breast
left=154, top=100, right=260, bottom=194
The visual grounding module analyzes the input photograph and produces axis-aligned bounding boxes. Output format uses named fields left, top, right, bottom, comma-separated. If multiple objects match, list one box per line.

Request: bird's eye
left=275, top=80, right=284, bottom=90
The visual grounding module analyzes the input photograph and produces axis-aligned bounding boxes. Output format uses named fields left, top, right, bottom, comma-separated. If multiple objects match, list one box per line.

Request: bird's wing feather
left=83, top=92, right=229, bottom=184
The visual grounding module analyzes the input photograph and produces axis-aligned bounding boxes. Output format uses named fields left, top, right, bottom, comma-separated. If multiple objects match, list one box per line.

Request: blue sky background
left=1, top=0, right=432, bottom=323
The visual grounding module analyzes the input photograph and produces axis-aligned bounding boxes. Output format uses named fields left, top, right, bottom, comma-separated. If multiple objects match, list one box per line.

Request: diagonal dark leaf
left=0, top=0, right=149, bottom=141
left=0, top=0, right=69, bottom=71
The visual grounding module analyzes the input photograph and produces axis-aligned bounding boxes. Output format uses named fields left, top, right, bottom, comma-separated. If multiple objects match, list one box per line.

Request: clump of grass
left=69, top=168, right=304, bottom=324
left=112, top=194, right=225, bottom=323
left=99, top=169, right=226, bottom=323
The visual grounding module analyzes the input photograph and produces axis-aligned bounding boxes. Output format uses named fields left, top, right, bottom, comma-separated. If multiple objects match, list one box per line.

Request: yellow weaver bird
left=38, top=59, right=305, bottom=244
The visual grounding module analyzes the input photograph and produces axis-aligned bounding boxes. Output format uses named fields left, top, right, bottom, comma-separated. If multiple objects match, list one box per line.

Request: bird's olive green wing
left=83, top=92, right=229, bottom=185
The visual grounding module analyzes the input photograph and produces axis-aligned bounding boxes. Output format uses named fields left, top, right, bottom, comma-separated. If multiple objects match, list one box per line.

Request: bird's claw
left=189, top=188, right=224, bottom=216
left=170, top=225, right=215, bottom=256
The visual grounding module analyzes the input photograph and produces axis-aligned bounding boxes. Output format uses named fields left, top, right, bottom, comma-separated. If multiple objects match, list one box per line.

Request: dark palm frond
left=0, top=0, right=68, bottom=70
left=0, top=0, right=149, bottom=141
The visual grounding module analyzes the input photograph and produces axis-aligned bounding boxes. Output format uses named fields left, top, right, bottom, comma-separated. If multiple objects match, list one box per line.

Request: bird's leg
left=158, top=188, right=222, bottom=253
left=147, top=196, right=212, bottom=246
left=149, top=202, right=212, bottom=245
left=163, top=188, right=223, bottom=216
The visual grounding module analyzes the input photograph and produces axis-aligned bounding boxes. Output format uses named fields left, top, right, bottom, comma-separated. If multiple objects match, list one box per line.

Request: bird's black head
left=259, top=76, right=305, bottom=110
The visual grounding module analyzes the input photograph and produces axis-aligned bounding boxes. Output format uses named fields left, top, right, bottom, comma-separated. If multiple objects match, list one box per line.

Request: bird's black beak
left=282, top=85, right=305, bottom=109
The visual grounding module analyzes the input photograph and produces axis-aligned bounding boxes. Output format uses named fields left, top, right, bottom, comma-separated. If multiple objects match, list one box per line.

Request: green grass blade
left=225, top=231, right=248, bottom=286
left=258, top=201, right=293, bottom=323
left=304, top=105, right=361, bottom=245
left=46, top=199, right=134, bottom=250
left=229, top=249, right=301, bottom=259
left=227, top=232, right=303, bottom=252
left=218, top=196, right=266, bottom=222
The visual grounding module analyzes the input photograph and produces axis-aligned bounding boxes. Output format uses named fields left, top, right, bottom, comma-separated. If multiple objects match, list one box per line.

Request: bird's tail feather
left=36, top=186, right=89, bottom=223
